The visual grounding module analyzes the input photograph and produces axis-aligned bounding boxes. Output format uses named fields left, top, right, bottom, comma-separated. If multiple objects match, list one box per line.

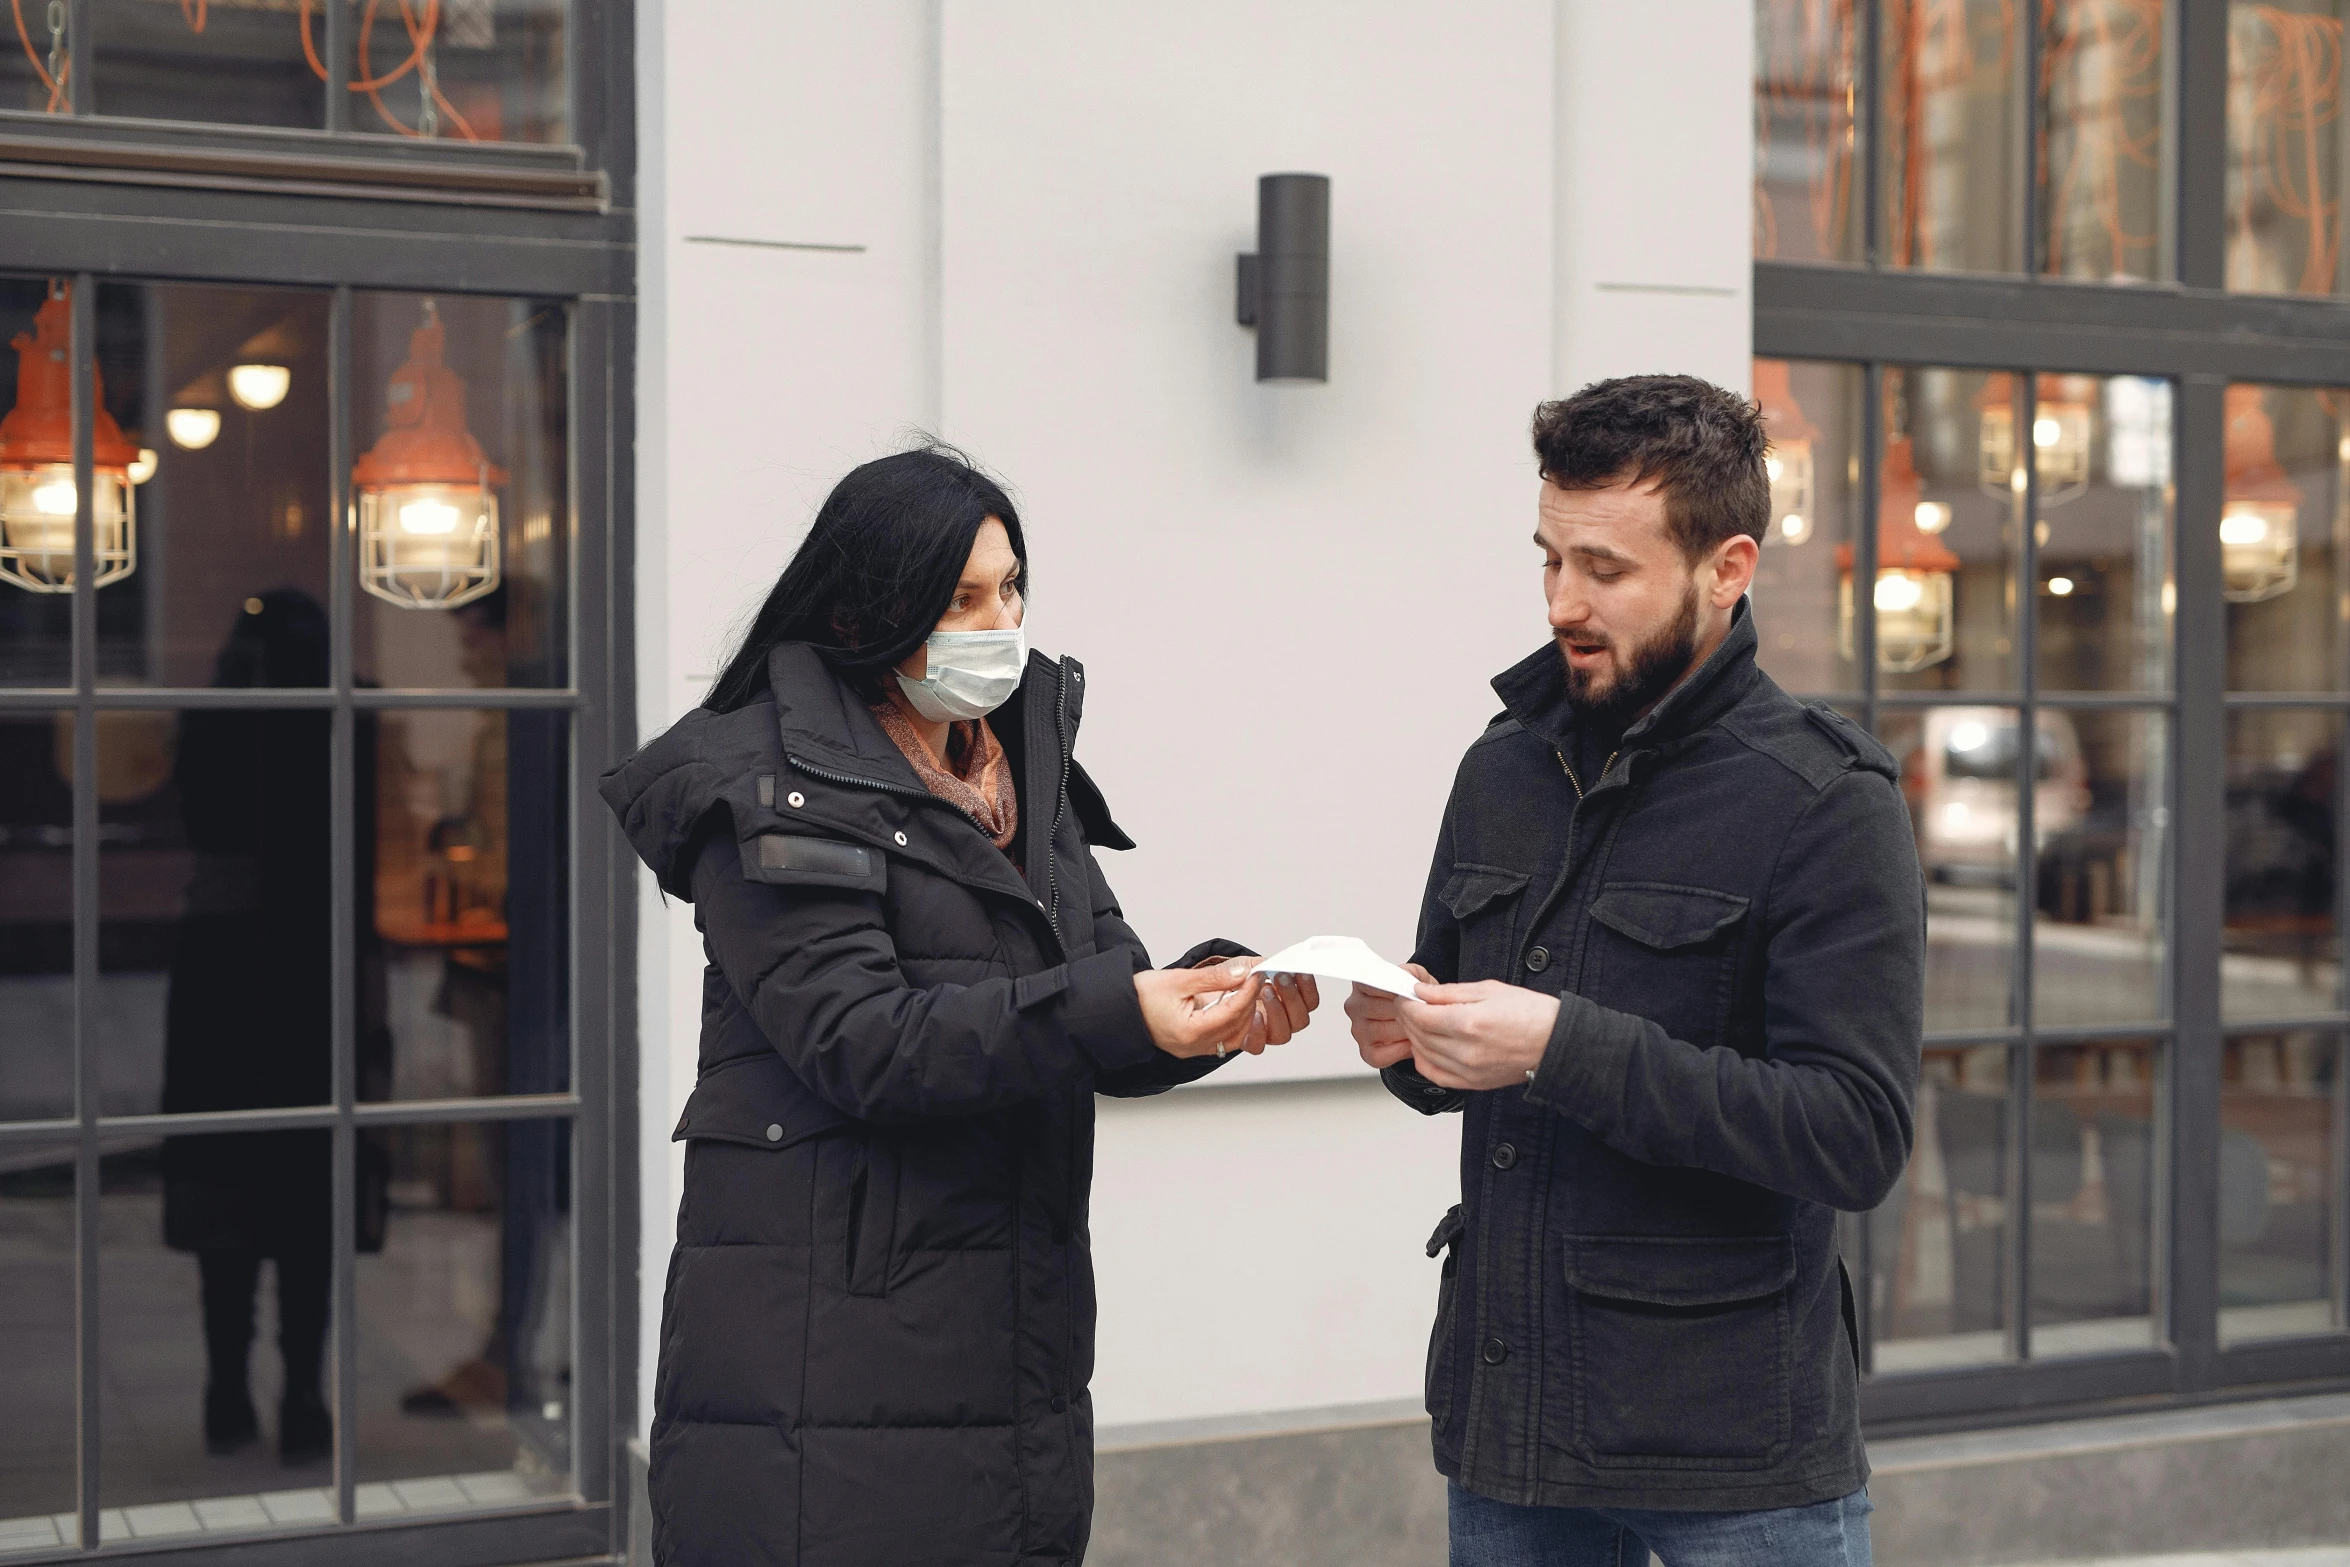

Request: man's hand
left=1400, top=980, right=1561, bottom=1091
left=1347, top=962, right=1437, bottom=1069
left=1135, top=961, right=1266, bottom=1058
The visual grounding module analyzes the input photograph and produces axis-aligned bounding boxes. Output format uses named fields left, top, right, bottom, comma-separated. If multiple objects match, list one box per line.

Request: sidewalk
left=2013, top=1552, right=2350, bottom=1567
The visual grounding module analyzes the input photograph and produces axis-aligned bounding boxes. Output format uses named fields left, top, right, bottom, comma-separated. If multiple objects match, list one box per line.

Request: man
left=1349, top=375, right=1922, bottom=1566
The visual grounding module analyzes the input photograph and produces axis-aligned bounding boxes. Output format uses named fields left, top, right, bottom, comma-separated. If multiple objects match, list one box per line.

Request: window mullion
left=69, top=266, right=101, bottom=1553
left=2175, top=0, right=2229, bottom=291
left=328, top=284, right=359, bottom=1528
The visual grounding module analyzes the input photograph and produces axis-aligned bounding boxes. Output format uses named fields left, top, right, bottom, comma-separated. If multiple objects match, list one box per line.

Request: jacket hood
left=599, top=639, right=1108, bottom=899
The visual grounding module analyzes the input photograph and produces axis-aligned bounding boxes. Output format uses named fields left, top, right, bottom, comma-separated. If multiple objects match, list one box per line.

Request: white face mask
left=895, top=625, right=1028, bottom=722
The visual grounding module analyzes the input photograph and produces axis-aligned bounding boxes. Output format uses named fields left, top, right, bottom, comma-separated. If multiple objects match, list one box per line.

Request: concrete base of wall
left=622, top=1392, right=2350, bottom=1566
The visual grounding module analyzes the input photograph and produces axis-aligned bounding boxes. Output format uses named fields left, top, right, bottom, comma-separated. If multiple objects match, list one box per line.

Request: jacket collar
left=1491, top=596, right=1761, bottom=764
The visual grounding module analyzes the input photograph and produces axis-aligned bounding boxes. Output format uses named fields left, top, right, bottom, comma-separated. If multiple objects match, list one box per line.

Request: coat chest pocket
left=1440, top=864, right=1531, bottom=976
left=1558, top=1234, right=1794, bottom=1470
left=1585, top=883, right=1747, bottom=1047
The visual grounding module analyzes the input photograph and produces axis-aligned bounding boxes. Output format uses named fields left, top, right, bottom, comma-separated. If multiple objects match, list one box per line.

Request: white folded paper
left=1250, top=935, right=1423, bottom=998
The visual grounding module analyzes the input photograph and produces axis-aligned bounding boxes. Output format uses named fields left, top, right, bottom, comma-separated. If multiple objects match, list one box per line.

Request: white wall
left=635, top=0, right=1754, bottom=1434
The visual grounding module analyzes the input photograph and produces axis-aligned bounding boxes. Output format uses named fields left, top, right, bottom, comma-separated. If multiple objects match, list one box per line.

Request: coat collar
left=1490, top=596, right=1761, bottom=764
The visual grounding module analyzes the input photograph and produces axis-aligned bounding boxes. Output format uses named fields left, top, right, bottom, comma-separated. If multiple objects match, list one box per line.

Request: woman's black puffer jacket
left=601, top=641, right=1234, bottom=1567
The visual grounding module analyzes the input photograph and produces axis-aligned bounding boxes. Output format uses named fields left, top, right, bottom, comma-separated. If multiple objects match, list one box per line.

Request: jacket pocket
left=1424, top=1206, right=1465, bottom=1432
left=1440, top=863, right=1531, bottom=977
left=845, top=1135, right=900, bottom=1298
left=1560, top=1234, right=1794, bottom=1470
left=1584, top=882, right=1748, bottom=1050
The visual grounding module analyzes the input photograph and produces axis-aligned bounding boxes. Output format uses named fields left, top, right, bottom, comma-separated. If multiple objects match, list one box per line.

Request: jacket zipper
left=782, top=753, right=992, bottom=837
left=1042, top=660, right=1074, bottom=946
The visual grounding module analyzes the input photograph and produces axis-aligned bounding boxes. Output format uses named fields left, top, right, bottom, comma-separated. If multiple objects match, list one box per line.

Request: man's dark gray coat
left=1389, top=603, right=1924, bottom=1512
left=602, top=643, right=1229, bottom=1567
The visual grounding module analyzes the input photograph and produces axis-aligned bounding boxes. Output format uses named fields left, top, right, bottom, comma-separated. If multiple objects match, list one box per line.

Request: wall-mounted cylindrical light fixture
left=1235, top=173, right=1329, bottom=383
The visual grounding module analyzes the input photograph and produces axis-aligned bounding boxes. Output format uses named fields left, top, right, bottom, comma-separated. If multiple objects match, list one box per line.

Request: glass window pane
left=0, top=7, right=67, bottom=114
left=2220, top=1030, right=2344, bottom=1345
left=99, top=1135, right=337, bottom=1542
left=350, top=0, right=569, bottom=146
left=351, top=294, right=569, bottom=691
left=1884, top=708, right=2020, bottom=1031
left=356, top=1118, right=571, bottom=1507
left=1881, top=0, right=2027, bottom=274
left=1879, top=367, right=2018, bottom=693
left=90, top=2, right=325, bottom=131
left=0, top=277, right=75, bottom=689
left=1753, top=358, right=1864, bottom=694
left=369, top=709, right=570, bottom=1102
left=2038, top=375, right=2175, bottom=693
left=2222, top=384, right=2349, bottom=692
left=2030, top=1038, right=2161, bottom=1357
left=0, top=1147, right=75, bottom=1555
left=2228, top=1, right=2350, bottom=295
left=0, top=712, right=71, bottom=1124
left=2038, top=2, right=2170, bottom=284
left=98, top=707, right=334, bottom=1118
left=93, top=283, right=332, bottom=691
left=1755, top=1, right=1864, bottom=264
left=1870, top=1044, right=2015, bottom=1371
left=2034, top=709, right=2168, bottom=1026
left=2224, top=709, right=2341, bottom=1020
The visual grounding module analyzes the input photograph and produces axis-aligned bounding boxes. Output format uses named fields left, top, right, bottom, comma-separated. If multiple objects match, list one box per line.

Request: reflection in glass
left=2224, top=710, right=2341, bottom=1019
left=356, top=1119, right=571, bottom=1506
left=1885, top=708, right=2020, bottom=1031
left=90, top=0, right=324, bottom=131
left=351, top=0, right=569, bottom=146
left=95, top=696, right=347, bottom=1120
left=2037, top=376, right=2175, bottom=692
left=1876, top=368, right=2017, bottom=693
left=2223, top=384, right=2350, bottom=691
left=2219, top=1032, right=2342, bottom=1343
left=2034, top=710, right=2168, bottom=1026
left=87, top=282, right=333, bottom=691
left=2228, top=0, right=2350, bottom=295
left=2031, top=1039, right=2160, bottom=1356
left=1753, top=359, right=1862, bottom=693
left=0, top=282, right=139, bottom=597
left=1870, top=1045, right=2014, bottom=1370
left=369, top=710, right=569, bottom=1102
left=0, top=712, right=71, bottom=1125
left=1755, top=0, right=1863, bottom=264
left=2038, top=1, right=2168, bottom=284
left=0, top=278, right=74, bottom=688
left=352, top=294, right=568, bottom=690
left=1882, top=0, right=2027, bottom=274
left=99, top=1137, right=342, bottom=1535
left=0, top=1149, right=74, bottom=1553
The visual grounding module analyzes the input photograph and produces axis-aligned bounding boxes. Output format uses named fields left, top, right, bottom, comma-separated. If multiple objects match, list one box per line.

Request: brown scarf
left=870, top=698, right=1020, bottom=850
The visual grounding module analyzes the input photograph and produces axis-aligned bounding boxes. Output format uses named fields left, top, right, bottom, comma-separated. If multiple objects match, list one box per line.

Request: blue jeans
left=1448, top=1481, right=1872, bottom=1567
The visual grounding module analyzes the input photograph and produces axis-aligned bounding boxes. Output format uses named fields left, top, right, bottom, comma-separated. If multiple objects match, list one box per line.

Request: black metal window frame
left=0, top=3, right=637, bottom=1562
left=1760, top=0, right=2350, bottom=1435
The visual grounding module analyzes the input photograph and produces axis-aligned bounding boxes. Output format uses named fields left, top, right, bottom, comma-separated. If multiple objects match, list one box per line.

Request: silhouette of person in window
left=160, top=588, right=387, bottom=1463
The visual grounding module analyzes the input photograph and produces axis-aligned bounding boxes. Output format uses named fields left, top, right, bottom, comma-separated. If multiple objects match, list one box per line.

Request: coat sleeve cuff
left=1382, top=1060, right=1464, bottom=1115
left=1523, top=989, right=1638, bottom=1121
left=1064, top=948, right=1164, bottom=1074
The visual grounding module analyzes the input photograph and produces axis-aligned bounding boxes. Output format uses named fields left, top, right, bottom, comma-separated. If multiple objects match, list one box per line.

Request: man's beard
left=1561, top=581, right=1701, bottom=734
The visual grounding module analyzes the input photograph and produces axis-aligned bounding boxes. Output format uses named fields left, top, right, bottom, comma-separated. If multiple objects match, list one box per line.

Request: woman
left=602, top=446, right=1316, bottom=1565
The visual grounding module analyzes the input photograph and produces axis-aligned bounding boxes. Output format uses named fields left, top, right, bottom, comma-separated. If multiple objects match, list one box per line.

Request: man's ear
left=1711, top=535, right=1760, bottom=608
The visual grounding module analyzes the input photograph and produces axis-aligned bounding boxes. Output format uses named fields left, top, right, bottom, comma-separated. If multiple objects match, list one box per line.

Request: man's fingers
left=1408, top=979, right=1491, bottom=1006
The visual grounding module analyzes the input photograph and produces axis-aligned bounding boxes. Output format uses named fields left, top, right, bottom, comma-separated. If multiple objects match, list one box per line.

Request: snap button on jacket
left=603, top=643, right=1234, bottom=1567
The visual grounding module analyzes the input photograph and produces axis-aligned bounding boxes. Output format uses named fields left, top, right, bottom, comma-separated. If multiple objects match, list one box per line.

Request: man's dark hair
left=1530, top=374, right=1770, bottom=561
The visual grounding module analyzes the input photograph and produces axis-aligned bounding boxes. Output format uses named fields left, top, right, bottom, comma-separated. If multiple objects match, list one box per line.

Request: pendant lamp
left=1978, top=372, right=2096, bottom=507
left=2221, top=384, right=2300, bottom=604
left=1755, top=359, right=1821, bottom=545
left=353, top=300, right=505, bottom=610
left=1839, top=432, right=1961, bottom=673
left=0, top=283, right=141, bottom=594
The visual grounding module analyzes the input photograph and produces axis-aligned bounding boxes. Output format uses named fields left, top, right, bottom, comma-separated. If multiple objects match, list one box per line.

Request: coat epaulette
left=1803, top=703, right=1900, bottom=781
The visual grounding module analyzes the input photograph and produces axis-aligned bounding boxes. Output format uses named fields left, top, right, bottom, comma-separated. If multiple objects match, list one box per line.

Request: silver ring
left=1215, top=1041, right=1229, bottom=1058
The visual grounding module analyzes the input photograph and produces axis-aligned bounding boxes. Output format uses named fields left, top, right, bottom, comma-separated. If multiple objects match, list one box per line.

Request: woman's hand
left=1133, top=960, right=1267, bottom=1058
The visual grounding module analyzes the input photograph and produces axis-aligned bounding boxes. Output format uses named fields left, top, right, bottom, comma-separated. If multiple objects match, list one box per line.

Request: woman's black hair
left=704, top=444, right=1027, bottom=713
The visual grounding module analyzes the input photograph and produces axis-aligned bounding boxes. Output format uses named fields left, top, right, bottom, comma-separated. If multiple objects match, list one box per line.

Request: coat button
left=1525, top=946, right=1550, bottom=973
left=786, top=791, right=805, bottom=809
left=1423, top=1086, right=1446, bottom=1099
left=893, top=830, right=909, bottom=846
left=1491, top=1143, right=1517, bottom=1170
left=765, top=1124, right=782, bottom=1142
left=1481, top=1337, right=1508, bottom=1366
left=1049, top=1394, right=1067, bottom=1412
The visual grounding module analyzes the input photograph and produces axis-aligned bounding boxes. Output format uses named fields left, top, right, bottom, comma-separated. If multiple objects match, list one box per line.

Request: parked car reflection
left=1906, top=708, right=2089, bottom=884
